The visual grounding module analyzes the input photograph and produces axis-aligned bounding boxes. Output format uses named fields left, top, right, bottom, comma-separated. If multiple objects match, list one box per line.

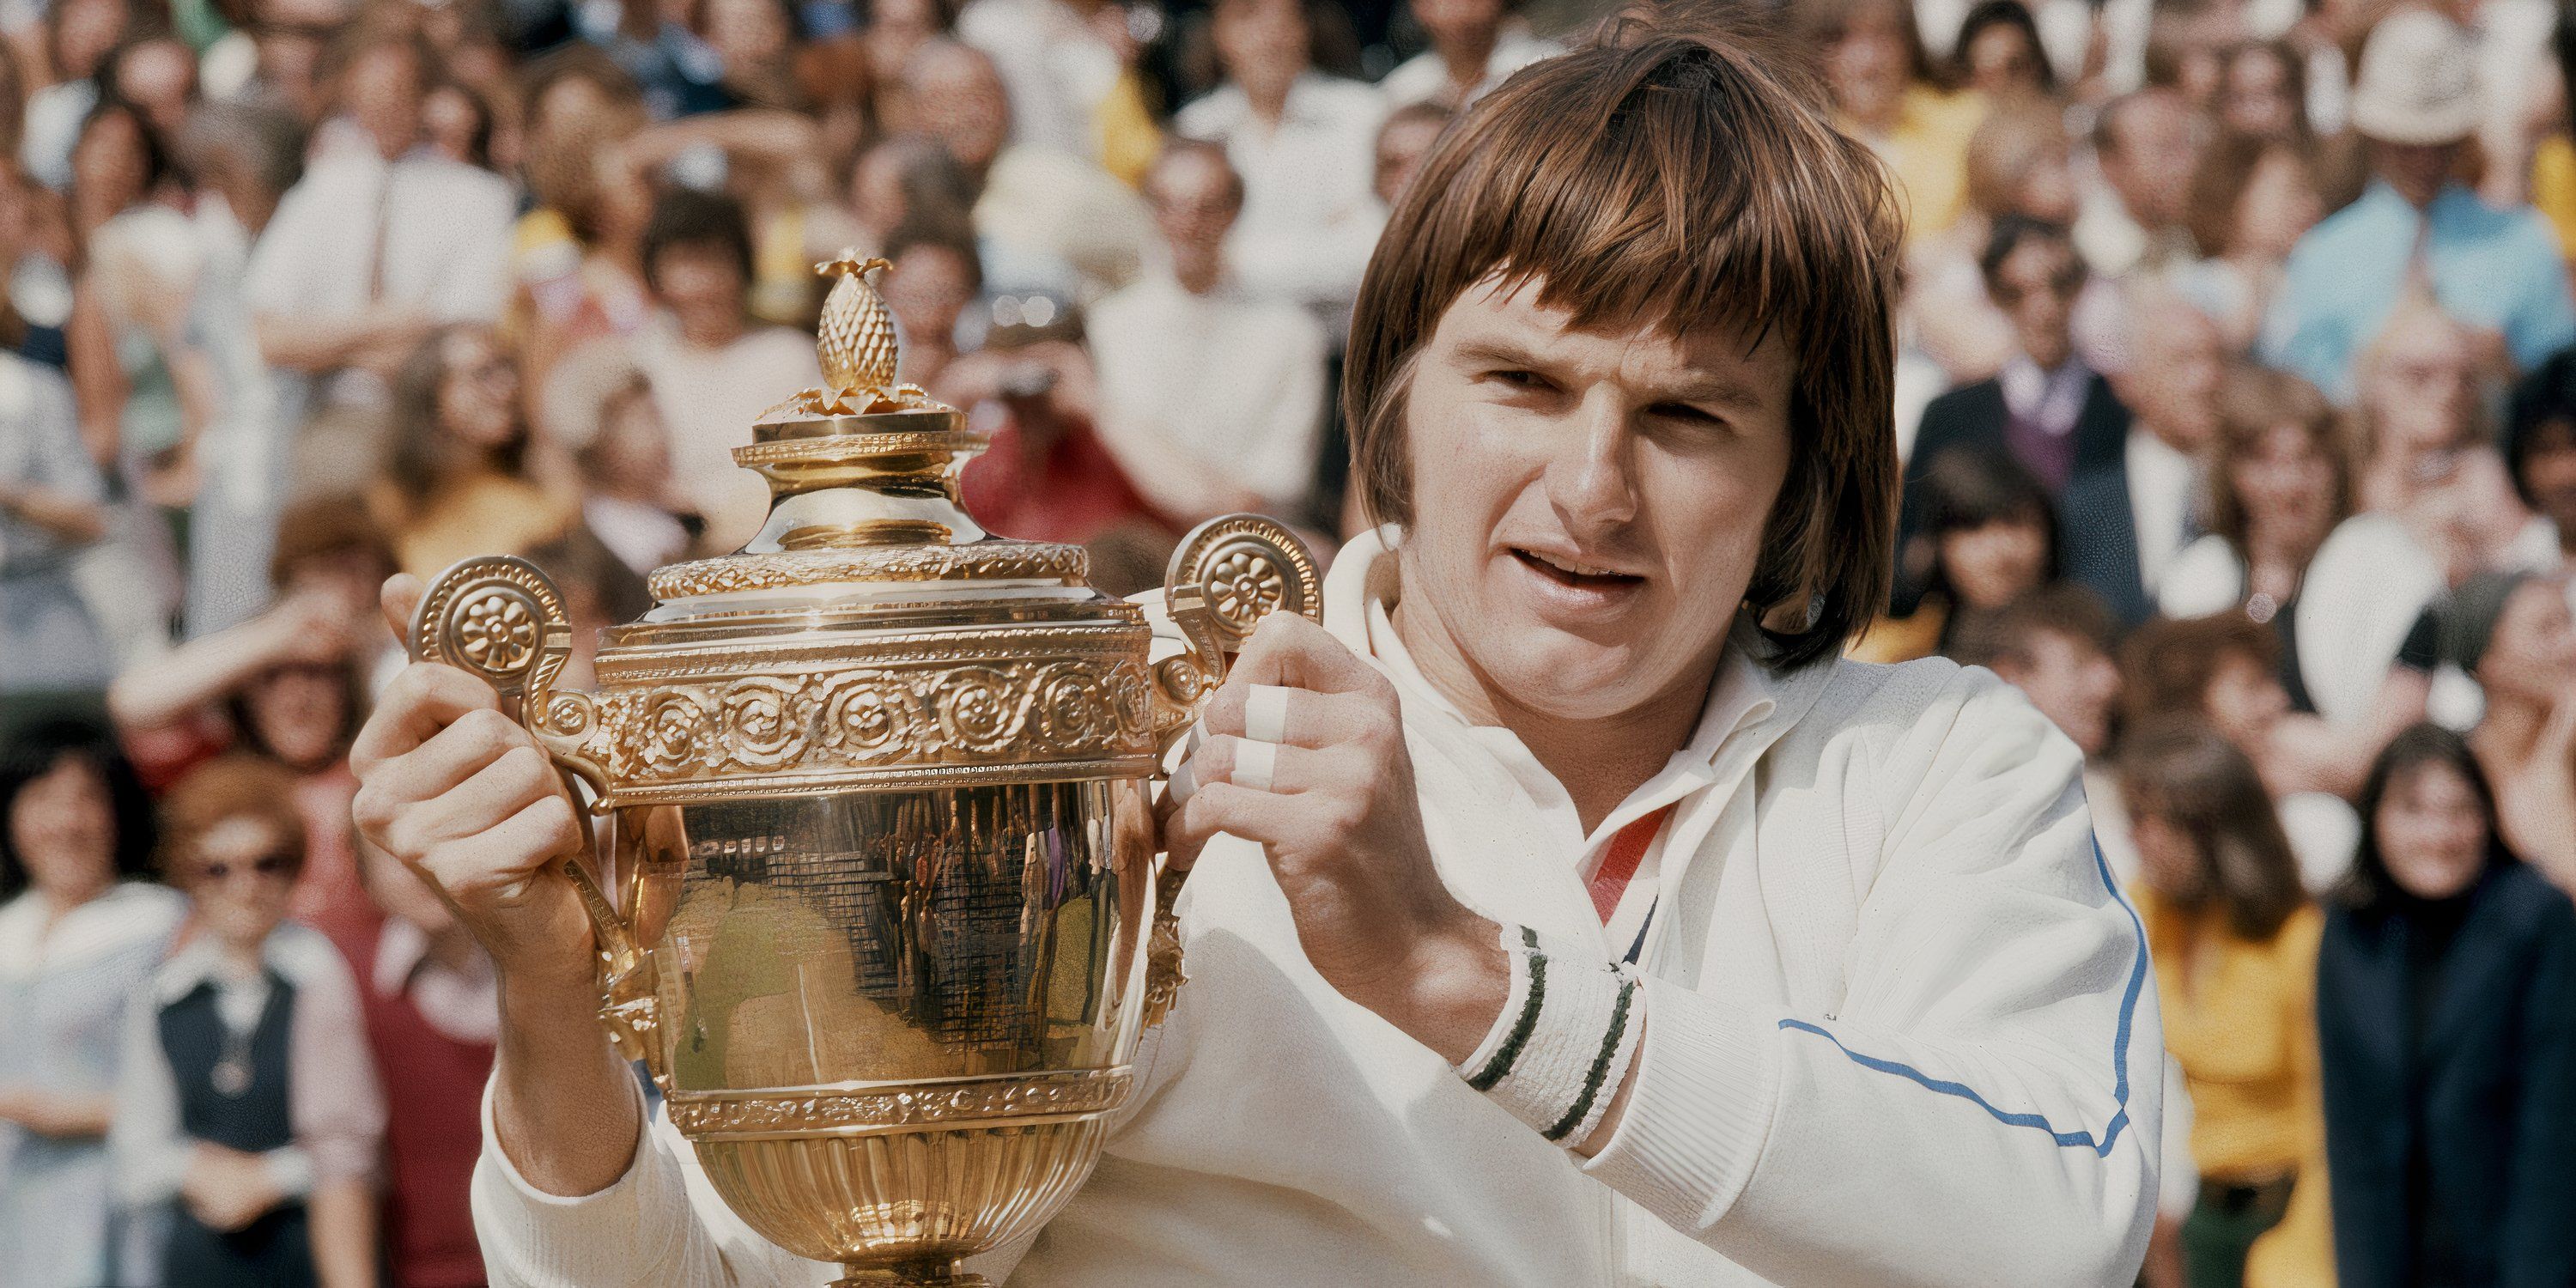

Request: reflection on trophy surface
left=405, top=254, right=1319, bottom=1286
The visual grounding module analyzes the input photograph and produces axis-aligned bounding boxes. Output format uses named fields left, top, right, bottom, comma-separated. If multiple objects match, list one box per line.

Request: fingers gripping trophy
left=400, top=255, right=1318, bottom=1287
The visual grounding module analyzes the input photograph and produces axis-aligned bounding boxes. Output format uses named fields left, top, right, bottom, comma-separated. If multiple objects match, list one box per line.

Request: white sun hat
left=2348, top=7, right=2482, bottom=146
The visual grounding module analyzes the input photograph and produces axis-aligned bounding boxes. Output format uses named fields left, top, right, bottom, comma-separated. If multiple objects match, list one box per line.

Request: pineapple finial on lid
left=816, top=252, right=897, bottom=393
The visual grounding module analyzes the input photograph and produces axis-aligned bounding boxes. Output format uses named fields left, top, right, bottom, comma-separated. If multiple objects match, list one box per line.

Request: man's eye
left=1650, top=403, right=1723, bottom=427
left=1487, top=369, right=1551, bottom=390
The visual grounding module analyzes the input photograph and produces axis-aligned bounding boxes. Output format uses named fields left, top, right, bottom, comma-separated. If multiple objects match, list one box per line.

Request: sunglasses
left=192, top=854, right=295, bottom=884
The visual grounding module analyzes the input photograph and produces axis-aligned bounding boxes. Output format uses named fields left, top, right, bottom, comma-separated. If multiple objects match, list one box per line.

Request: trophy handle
left=409, top=556, right=659, bottom=1063
left=1138, top=515, right=1323, bottom=1024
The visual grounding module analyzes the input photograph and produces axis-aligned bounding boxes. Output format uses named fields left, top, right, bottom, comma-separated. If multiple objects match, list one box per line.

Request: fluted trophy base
left=831, top=1266, right=987, bottom=1288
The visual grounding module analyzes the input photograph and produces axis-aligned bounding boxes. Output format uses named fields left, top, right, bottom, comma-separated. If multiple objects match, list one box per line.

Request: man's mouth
left=1510, top=546, right=1645, bottom=590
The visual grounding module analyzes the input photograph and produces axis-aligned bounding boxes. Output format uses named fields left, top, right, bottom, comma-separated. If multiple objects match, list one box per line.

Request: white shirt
left=2124, top=428, right=2196, bottom=596
left=1176, top=74, right=1385, bottom=318
left=1377, top=26, right=1558, bottom=112
left=1998, top=355, right=2089, bottom=439
left=244, top=146, right=515, bottom=331
left=1086, top=274, right=1327, bottom=514
left=468, top=527, right=2160, bottom=1287
left=633, top=319, right=822, bottom=553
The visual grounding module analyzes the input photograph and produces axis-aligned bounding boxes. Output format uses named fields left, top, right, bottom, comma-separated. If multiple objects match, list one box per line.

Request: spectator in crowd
left=1870, top=446, right=2057, bottom=662
left=2118, top=718, right=2334, bottom=1288
left=951, top=298, right=1161, bottom=546
left=2263, top=9, right=2576, bottom=402
left=2075, top=88, right=2201, bottom=283
left=21, top=0, right=130, bottom=191
left=345, top=836, right=494, bottom=1288
left=2214, top=39, right=2308, bottom=146
left=1087, top=139, right=1327, bottom=524
left=1949, top=0, right=2054, bottom=103
left=1907, top=216, right=2128, bottom=498
left=0, top=717, right=179, bottom=1288
left=2445, top=569, right=2576, bottom=891
left=246, top=27, right=515, bottom=496
left=67, top=98, right=204, bottom=533
left=1176, top=0, right=1382, bottom=325
left=2317, top=723, right=2576, bottom=1288
left=2350, top=298, right=2532, bottom=586
left=626, top=186, right=818, bottom=552
left=539, top=335, right=702, bottom=580
left=508, top=46, right=653, bottom=398
left=1947, top=580, right=2123, bottom=757
left=110, top=755, right=381, bottom=1288
left=878, top=218, right=981, bottom=394
left=368, top=324, right=574, bottom=580
left=2120, top=612, right=2361, bottom=892
left=2172, top=131, right=2323, bottom=353
left=2063, top=293, right=2222, bottom=628
left=1799, top=0, right=1984, bottom=246
left=955, top=0, right=1155, bottom=173
left=901, top=39, right=1152, bottom=303
left=2506, top=343, right=2576, bottom=580
left=1905, top=101, right=2103, bottom=383
left=2162, top=363, right=2440, bottom=796
left=0, top=317, right=107, bottom=705
left=1378, top=0, right=1553, bottom=113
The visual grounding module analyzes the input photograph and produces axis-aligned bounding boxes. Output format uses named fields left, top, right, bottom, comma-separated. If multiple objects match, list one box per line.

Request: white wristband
left=1455, top=925, right=1645, bottom=1146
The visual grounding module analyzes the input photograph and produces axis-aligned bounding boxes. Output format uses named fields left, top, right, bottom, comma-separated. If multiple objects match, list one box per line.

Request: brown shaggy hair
left=1341, top=6, right=1905, bottom=669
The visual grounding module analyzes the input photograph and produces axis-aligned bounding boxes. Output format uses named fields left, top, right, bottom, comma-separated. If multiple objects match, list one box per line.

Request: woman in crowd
left=2351, top=298, right=2533, bottom=586
left=1858, top=446, right=2057, bottom=662
left=2215, top=40, right=2307, bottom=144
left=369, top=323, right=574, bottom=580
left=2175, top=131, right=2324, bottom=354
left=2317, top=724, right=2576, bottom=1287
left=1949, top=0, right=2054, bottom=103
left=2121, top=719, right=2334, bottom=1288
left=2444, top=570, right=2576, bottom=891
left=109, top=756, right=381, bottom=1288
left=0, top=717, right=182, bottom=1288
left=1798, top=0, right=1986, bottom=247
left=2163, top=363, right=2442, bottom=797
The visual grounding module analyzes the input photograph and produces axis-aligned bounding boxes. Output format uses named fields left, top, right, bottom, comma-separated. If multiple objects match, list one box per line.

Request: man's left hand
left=1155, top=613, right=1506, bottom=1062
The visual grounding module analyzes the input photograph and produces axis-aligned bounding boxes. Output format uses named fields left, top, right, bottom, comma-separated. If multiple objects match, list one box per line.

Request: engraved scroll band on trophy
left=408, top=256, right=1319, bottom=1287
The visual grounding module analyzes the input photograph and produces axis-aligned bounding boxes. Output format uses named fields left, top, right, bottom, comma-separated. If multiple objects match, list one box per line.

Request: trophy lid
left=638, top=253, right=1093, bottom=613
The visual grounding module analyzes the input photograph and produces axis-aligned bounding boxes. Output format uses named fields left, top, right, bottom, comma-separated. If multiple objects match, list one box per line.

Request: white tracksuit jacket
left=471, top=526, right=2163, bottom=1286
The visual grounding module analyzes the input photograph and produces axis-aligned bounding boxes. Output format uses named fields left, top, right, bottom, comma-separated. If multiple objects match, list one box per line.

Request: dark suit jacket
left=2057, top=464, right=2153, bottom=628
left=2317, top=862, right=2576, bottom=1288
left=1894, top=372, right=2130, bottom=611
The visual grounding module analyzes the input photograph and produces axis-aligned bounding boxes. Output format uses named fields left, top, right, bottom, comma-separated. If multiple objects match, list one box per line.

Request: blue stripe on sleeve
left=1774, top=837, right=2148, bottom=1158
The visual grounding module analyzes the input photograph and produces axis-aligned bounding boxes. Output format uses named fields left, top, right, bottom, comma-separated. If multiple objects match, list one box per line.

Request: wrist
left=1374, top=908, right=1508, bottom=1066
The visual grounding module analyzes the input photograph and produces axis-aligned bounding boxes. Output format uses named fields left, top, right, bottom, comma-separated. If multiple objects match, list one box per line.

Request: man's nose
left=1546, top=393, right=1640, bottom=531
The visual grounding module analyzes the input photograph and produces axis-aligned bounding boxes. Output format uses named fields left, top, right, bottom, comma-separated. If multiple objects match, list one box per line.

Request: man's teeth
left=1529, top=550, right=1625, bottom=578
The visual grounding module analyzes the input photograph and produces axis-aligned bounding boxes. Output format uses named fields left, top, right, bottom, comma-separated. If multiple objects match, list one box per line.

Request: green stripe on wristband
left=1543, top=975, right=1637, bottom=1142
left=1467, top=928, right=1546, bottom=1092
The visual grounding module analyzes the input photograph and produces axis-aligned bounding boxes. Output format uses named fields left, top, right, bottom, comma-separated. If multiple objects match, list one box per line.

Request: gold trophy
left=408, top=257, right=1318, bottom=1286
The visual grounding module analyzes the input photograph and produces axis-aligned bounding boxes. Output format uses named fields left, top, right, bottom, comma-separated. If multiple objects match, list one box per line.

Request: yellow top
left=2531, top=134, right=2576, bottom=262
left=373, top=471, right=578, bottom=584
left=2134, top=886, right=2336, bottom=1288
left=1858, top=86, right=1985, bottom=246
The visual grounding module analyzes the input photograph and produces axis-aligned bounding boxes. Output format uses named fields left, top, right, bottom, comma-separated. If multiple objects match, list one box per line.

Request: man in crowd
left=2264, top=8, right=2576, bottom=401
left=2074, top=87, right=2199, bottom=284
left=1087, top=140, right=1327, bottom=524
left=2062, top=294, right=2224, bottom=627
left=1379, top=0, right=1555, bottom=112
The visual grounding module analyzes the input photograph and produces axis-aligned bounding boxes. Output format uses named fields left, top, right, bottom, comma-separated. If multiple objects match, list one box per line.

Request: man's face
left=2103, top=93, right=2196, bottom=228
left=1397, top=276, right=1795, bottom=720
left=1413, top=0, right=1504, bottom=56
left=1994, top=629, right=2120, bottom=756
left=913, top=49, right=1011, bottom=172
left=651, top=241, right=750, bottom=337
left=343, top=45, right=425, bottom=159
left=1990, top=235, right=2081, bottom=370
left=1146, top=151, right=1239, bottom=267
left=1212, top=0, right=1309, bottom=97
left=2117, top=301, right=2222, bottom=451
left=2372, top=138, right=2459, bottom=207
left=2520, top=420, right=2576, bottom=539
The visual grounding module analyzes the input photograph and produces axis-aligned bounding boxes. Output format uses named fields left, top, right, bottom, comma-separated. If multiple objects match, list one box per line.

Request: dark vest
left=155, top=974, right=317, bottom=1288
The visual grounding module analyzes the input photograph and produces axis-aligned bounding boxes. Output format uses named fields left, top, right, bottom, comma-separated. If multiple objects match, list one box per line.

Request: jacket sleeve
left=1581, top=672, right=2161, bottom=1287
left=2500, top=887, right=2576, bottom=1288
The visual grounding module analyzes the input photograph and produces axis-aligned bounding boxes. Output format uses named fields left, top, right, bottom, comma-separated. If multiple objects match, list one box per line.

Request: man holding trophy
left=349, top=10, right=2161, bottom=1285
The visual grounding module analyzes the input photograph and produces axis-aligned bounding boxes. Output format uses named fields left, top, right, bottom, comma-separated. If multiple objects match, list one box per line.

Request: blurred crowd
left=1, top=0, right=2575, bottom=1284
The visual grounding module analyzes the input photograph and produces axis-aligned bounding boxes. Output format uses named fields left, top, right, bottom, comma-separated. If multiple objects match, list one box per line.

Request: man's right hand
left=350, top=574, right=646, bottom=1199
left=348, top=574, right=595, bottom=993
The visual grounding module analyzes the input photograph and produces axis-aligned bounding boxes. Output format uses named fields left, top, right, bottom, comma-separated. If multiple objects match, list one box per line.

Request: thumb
left=380, top=574, right=424, bottom=647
